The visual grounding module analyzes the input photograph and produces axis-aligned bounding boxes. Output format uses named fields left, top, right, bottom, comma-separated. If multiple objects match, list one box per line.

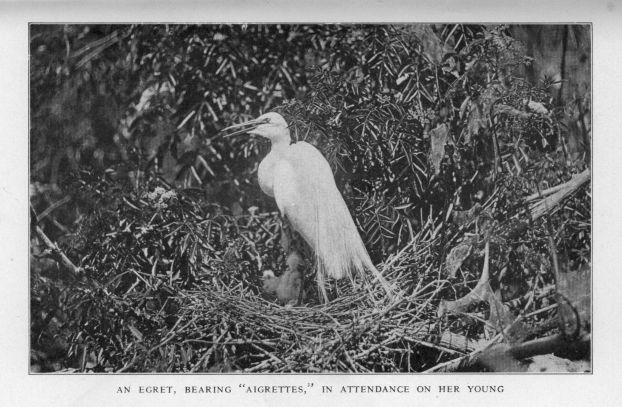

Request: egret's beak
left=220, top=117, right=269, bottom=138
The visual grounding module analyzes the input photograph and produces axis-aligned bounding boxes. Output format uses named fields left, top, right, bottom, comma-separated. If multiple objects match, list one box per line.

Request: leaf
left=128, top=324, right=144, bottom=342
left=459, top=96, right=470, bottom=119
left=467, top=84, right=505, bottom=142
left=466, top=102, right=483, bottom=142
left=161, top=149, right=178, bottom=185
left=429, top=123, right=449, bottom=175
left=494, top=104, right=532, bottom=120
left=452, top=203, right=483, bottom=226
left=444, top=241, right=472, bottom=278
left=408, top=25, right=447, bottom=64
left=526, top=100, right=549, bottom=115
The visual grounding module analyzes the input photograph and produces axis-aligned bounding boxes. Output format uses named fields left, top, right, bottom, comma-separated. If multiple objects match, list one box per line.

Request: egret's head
left=221, top=112, right=290, bottom=144
left=249, top=112, right=288, bottom=139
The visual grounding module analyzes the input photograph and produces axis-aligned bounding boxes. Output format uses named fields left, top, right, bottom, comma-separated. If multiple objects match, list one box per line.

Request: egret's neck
left=270, top=129, right=291, bottom=151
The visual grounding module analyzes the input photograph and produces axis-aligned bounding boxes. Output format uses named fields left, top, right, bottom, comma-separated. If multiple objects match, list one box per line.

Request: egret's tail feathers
left=308, top=185, right=394, bottom=301
left=316, top=259, right=329, bottom=304
left=352, top=239, right=395, bottom=301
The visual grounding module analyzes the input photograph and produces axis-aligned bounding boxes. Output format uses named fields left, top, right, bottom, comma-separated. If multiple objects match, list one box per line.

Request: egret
left=222, top=112, right=392, bottom=302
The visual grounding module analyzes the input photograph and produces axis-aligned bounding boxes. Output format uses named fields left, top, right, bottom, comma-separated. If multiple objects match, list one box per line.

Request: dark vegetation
left=30, top=24, right=591, bottom=372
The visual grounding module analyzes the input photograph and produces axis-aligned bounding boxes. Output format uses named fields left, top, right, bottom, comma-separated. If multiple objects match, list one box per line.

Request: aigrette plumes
left=222, top=112, right=393, bottom=302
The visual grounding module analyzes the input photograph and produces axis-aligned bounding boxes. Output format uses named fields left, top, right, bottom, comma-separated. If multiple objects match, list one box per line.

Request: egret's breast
left=258, top=153, right=276, bottom=197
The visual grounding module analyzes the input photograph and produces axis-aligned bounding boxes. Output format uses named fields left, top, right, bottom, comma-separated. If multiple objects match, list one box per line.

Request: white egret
left=222, top=112, right=392, bottom=302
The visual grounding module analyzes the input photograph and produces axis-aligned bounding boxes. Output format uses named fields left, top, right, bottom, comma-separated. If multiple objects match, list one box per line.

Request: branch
left=424, top=331, right=590, bottom=373
left=424, top=329, right=487, bottom=353
left=72, top=30, right=124, bottom=70
left=34, top=225, right=82, bottom=275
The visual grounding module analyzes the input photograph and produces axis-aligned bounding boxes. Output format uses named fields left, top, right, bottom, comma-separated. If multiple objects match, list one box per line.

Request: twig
left=251, top=343, right=291, bottom=370
left=37, top=196, right=71, bottom=221
left=116, top=353, right=138, bottom=373
left=73, top=30, right=124, bottom=70
left=190, top=330, right=228, bottom=372
left=148, top=316, right=197, bottom=354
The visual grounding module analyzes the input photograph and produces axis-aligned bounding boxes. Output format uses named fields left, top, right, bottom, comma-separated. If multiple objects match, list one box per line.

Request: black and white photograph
left=27, top=22, right=592, bottom=374
left=6, top=0, right=622, bottom=405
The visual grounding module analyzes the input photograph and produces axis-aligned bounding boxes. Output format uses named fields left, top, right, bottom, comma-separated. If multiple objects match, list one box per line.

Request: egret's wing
left=273, top=142, right=388, bottom=294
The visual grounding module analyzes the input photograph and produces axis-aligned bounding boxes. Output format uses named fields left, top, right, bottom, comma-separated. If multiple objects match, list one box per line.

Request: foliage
left=30, top=24, right=591, bottom=372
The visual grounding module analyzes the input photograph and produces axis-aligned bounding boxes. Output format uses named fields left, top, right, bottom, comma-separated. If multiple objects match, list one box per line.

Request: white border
left=1, top=1, right=620, bottom=406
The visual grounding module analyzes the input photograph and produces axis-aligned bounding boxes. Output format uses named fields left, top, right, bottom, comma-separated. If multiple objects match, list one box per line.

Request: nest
left=120, top=216, right=485, bottom=373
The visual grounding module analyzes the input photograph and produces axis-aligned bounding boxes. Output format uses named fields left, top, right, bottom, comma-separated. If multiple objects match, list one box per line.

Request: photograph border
left=2, top=1, right=619, bottom=406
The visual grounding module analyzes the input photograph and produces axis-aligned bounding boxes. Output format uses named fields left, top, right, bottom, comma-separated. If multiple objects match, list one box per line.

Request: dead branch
left=524, top=183, right=566, bottom=203
left=437, top=240, right=490, bottom=317
left=529, top=169, right=590, bottom=219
